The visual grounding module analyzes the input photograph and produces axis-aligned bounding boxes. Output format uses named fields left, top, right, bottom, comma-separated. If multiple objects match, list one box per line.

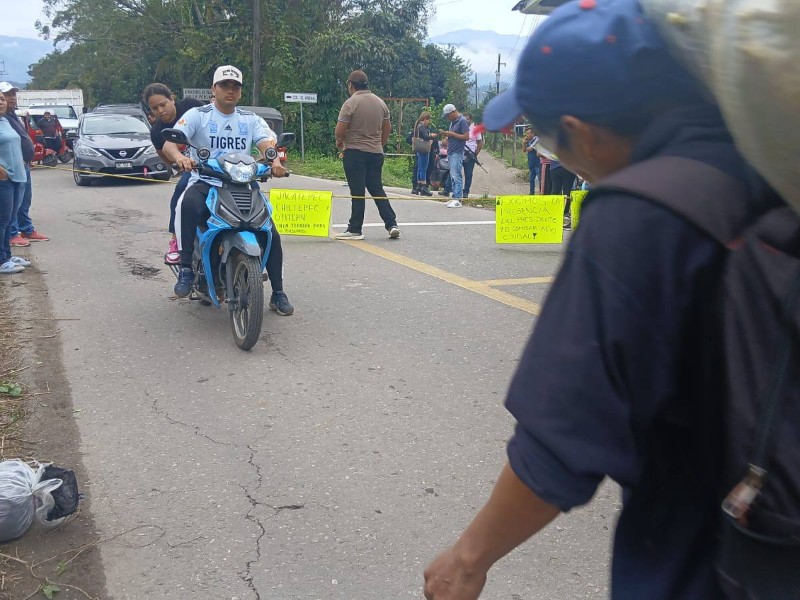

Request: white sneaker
left=0, top=261, right=24, bottom=274
left=388, top=227, right=400, bottom=239
left=10, top=256, right=31, bottom=267
left=446, top=200, right=463, bottom=208
left=333, top=230, right=365, bottom=240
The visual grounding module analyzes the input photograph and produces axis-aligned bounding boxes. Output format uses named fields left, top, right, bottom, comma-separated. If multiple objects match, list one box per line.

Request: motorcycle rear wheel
left=229, top=252, right=264, bottom=350
left=58, top=150, right=74, bottom=164
left=42, top=154, right=58, bottom=168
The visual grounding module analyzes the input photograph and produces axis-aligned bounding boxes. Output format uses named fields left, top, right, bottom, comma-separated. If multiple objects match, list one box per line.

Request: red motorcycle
left=21, top=113, right=73, bottom=166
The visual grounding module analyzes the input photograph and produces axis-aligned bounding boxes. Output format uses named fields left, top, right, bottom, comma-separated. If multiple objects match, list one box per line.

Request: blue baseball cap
left=483, top=0, right=705, bottom=130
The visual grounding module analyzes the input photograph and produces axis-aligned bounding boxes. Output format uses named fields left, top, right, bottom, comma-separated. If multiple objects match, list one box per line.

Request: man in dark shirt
left=423, top=1, right=774, bottom=599
left=38, top=112, right=62, bottom=154
left=439, top=104, right=469, bottom=207
left=0, top=82, right=49, bottom=245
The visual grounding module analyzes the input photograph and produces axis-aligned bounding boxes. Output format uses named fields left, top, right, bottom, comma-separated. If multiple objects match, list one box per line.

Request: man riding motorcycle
left=162, top=65, right=294, bottom=316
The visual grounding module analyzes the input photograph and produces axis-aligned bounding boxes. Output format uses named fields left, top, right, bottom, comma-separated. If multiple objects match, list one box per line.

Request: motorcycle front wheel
left=228, top=252, right=264, bottom=350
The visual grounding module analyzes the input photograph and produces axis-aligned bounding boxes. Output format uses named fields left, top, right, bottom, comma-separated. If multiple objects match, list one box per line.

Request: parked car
left=93, top=103, right=149, bottom=125
left=69, top=112, right=169, bottom=186
left=28, top=104, right=80, bottom=146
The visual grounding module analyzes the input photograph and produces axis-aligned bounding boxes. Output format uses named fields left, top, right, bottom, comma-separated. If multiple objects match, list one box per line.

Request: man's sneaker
left=333, top=230, right=365, bottom=240
left=438, top=191, right=450, bottom=197
left=174, top=268, right=194, bottom=298
left=389, top=227, right=401, bottom=239
left=22, top=230, right=49, bottom=242
left=9, top=235, right=30, bottom=247
left=165, top=238, right=180, bottom=264
left=563, top=215, right=572, bottom=230
left=9, top=256, right=31, bottom=267
left=411, top=189, right=420, bottom=195
left=446, top=200, right=463, bottom=208
left=0, top=261, right=24, bottom=275
left=269, top=291, right=294, bottom=316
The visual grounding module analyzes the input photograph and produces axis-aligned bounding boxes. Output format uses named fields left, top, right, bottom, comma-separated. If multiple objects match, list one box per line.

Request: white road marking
left=332, top=220, right=496, bottom=228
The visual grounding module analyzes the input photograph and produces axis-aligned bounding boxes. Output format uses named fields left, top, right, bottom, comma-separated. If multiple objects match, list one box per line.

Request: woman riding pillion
left=161, top=65, right=294, bottom=316
left=143, top=83, right=203, bottom=264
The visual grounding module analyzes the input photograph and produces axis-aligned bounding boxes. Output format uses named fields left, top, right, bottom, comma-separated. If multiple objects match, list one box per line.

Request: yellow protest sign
left=495, top=195, right=564, bottom=244
left=269, top=189, right=332, bottom=237
left=570, top=191, right=588, bottom=230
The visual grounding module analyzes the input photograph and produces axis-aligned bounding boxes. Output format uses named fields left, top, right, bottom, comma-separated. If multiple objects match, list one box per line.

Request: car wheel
left=73, top=164, right=90, bottom=186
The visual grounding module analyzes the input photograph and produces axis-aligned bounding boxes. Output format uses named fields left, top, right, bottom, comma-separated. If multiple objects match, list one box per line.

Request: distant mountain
left=429, top=29, right=535, bottom=89
left=0, top=35, right=56, bottom=86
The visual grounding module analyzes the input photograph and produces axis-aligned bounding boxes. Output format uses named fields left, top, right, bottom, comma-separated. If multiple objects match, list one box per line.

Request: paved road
left=18, top=165, right=618, bottom=599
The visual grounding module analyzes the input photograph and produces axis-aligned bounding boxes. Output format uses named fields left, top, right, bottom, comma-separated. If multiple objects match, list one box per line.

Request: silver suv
left=70, top=113, right=169, bottom=186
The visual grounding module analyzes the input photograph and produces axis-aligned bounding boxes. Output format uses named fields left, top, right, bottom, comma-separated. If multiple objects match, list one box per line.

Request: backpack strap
left=595, top=156, right=752, bottom=245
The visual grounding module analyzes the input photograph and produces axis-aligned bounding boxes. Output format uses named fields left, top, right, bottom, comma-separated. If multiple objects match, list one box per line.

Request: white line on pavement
left=331, top=220, right=496, bottom=228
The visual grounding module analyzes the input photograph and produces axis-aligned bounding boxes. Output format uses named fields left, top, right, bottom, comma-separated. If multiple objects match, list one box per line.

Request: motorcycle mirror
left=277, top=132, right=296, bottom=148
left=161, top=128, right=189, bottom=145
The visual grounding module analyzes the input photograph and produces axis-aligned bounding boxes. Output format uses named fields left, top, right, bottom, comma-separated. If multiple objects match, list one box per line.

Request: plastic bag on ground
left=0, top=460, right=66, bottom=543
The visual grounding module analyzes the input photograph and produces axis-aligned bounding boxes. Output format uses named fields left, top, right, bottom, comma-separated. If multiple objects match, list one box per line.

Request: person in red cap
left=423, top=0, right=781, bottom=598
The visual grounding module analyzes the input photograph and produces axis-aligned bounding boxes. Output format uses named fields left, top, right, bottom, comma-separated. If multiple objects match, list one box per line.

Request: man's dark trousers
left=463, top=156, right=476, bottom=196
left=343, top=148, right=397, bottom=233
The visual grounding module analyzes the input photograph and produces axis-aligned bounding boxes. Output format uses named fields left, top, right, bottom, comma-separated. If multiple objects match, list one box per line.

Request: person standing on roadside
left=0, top=82, right=49, bottom=247
left=462, top=113, right=483, bottom=198
left=549, top=161, right=577, bottom=228
left=0, top=93, right=31, bottom=274
left=143, top=83, right=204, bottom=264
left=439, top=104, right=469, bottom=208
left=412, top=111, right=436, bottom=197
left=333, top=70, right=400, bottom=240
left=523, top=127, right=540, bottom=195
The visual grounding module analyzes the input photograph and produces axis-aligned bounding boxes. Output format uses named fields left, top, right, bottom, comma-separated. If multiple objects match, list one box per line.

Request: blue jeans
left=416, top=152, right=430, bottom=183
left=10, top=165, right=33, bottom=236
left=448, top=152, right=464, bottom=199
left=529, top=165, right=540, bottom=195
left=0, top=180, right=23, bottom=264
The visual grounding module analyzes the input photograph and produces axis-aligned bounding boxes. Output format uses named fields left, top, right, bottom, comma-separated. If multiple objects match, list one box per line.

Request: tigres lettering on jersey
left=174, top=105, right=276, bottom=186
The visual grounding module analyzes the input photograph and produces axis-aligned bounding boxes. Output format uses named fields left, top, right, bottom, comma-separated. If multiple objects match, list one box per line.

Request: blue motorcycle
left=161, top=128, right=294, bottom=350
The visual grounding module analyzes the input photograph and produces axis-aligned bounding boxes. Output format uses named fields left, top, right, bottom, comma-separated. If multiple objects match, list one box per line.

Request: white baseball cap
left=0, top=82, right=20, bottom=94
left=441, top=103, right=457, bottom=117
left=212, top=65, right=243, bottom=86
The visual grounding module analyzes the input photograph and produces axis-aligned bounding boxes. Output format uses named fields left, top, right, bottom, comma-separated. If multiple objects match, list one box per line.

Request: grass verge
left=287, top=152, right=415, bottom=189
left=0, top=285, right=32, bottom=463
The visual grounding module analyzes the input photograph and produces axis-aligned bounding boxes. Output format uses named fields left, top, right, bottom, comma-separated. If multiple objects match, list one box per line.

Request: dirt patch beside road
left=0, top=269, right=108, bottom=600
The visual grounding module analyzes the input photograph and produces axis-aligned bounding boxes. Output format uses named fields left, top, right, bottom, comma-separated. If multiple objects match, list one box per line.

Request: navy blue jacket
left=5, top=112, right=34, bottom=164
left=505, top=105, right=777, bottom=599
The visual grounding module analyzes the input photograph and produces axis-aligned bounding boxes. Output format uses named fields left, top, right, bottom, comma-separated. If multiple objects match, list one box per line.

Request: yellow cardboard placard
left=495, top=195, right=565, bottom=244
left=570, top=191, right=588, bottom=230
left=269, top=189, right=332, bottom=237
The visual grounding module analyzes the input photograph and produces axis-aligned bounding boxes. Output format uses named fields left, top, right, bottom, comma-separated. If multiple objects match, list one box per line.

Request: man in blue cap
left=423, top=0, right=778, bottom=598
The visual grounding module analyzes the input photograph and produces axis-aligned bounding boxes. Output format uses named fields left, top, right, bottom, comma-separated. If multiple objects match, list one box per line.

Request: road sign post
left=284, top=93, right=318, bottom=161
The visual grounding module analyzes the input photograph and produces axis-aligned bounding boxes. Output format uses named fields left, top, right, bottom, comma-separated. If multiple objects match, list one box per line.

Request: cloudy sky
left=1, top=0, right=531, bottom=39
left=0, top=0, right=538, bottom=84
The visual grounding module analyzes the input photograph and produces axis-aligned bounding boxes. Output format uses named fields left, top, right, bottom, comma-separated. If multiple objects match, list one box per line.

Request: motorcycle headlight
left=75, top=143, right=102, bottom=158
left=223, top=160, right=257, bottom=183
left=142, top=144, right=157, bottom=156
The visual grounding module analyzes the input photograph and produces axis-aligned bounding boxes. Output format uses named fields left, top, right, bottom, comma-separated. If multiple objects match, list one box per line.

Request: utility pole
left=496, top=54, right=506, bottom=94
left=252, top=0, right=261, bottom=106
left=474, top=73, right=478, bottom=108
